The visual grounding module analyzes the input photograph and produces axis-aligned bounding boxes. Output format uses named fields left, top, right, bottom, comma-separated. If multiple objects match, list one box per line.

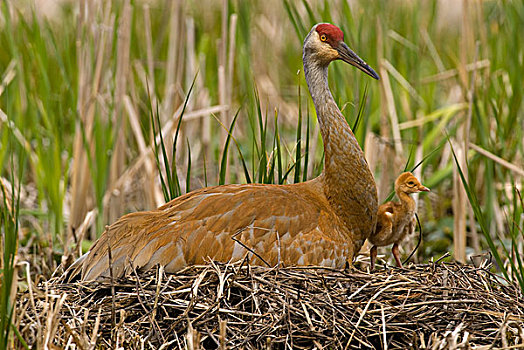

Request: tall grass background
left=0, top=0, right=523, bottom=345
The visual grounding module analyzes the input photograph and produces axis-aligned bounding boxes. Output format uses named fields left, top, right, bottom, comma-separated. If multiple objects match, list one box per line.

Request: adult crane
left=72, top=23, right=380, bottom=280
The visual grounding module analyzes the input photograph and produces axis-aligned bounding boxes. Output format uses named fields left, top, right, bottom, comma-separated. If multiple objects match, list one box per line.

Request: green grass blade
left=294, top=82, right=302, bottom=183
left=352, top=84, right=369, bottom=133
left=447, top=137, right=513, bottom=284
left=410, top=144, right=443, bottom=174
left=404, top=144, right=415, bottom=172
left=219, top=108, right=242, bottom=185
left=274, top=109, right=283, bottom=182
left=280, top=163, right=297, bottom=184
left=211, top=110, right=252, bottom=184
left=301, top=0, right=317, bottom=26
left=170, top=75, right=198, bottom=199
left=203, top=152, right=208, bottom=188
left=148, top=87, right=169, bottom=202
left=0, top=130, right=24, bottom=349
left=283, top=0, right=306, bottom=40
left=255, top=88, right=267, bottom=183
left=186, top=139, right=191, bottom=194
left=302, top=103, right=310, bottom=182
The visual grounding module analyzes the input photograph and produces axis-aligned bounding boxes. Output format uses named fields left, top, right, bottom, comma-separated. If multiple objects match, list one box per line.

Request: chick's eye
left=407, top=181, right=415, bottom=186
left=320, top=34, right=327, bottom=42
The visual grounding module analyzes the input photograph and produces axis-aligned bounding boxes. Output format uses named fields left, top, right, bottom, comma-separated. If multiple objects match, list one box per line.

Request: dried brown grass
left=15, top=261, right=524, bottom=349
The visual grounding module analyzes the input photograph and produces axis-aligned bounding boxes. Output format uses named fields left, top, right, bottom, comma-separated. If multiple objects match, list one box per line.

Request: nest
left=16, top=261, right=524, bottom=349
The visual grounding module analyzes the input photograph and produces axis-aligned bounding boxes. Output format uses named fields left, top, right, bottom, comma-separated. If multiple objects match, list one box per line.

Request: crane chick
left=369, top=172, right=429, bottom=270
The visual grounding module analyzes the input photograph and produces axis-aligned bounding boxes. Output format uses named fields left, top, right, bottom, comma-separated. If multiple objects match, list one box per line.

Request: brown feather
left=82, top=180, right=356, bottom=280
left=72, top=23, right=380, bottom=281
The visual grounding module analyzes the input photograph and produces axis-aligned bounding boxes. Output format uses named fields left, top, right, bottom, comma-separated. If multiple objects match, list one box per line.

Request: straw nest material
left=16, top=260, right=524, bottom=349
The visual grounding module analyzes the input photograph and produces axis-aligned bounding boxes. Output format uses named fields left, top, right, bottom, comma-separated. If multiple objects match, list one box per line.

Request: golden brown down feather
left=371, top=202, right=416, bottom=247
left=81, top=179, right=355, bottom=280
left=368, top=172, right=429, bottom=269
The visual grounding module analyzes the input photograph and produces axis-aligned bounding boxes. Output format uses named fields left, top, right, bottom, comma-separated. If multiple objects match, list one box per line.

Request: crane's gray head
left=303, top=23, right=379, bottom=80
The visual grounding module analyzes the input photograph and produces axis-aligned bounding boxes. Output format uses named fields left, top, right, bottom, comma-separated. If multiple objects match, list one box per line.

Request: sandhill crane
left=369, top=172, right=430, bottom=270
left=71, top=23, right=380, bottom=280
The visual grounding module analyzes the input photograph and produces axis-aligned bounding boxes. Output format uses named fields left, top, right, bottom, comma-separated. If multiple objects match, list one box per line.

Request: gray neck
left=302, top=56, right=361, bottom=177
left=304, top=63, right=330, bottom=111
left=303, top=61, right=341, bottom=130
left=303, top=53, right=378, bottom=244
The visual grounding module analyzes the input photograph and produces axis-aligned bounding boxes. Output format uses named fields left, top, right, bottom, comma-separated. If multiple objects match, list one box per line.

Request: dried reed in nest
left=16, top=261, right=524, bottom=349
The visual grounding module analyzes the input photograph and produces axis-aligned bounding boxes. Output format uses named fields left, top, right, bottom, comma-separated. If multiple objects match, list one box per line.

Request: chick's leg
left=370, top=245, right=378, bottom=270
left=392, top=243, right=402, bottom=267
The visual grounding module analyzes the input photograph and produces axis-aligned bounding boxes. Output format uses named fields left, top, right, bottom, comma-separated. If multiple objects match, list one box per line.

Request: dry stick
left=231, top=226, right=272, bottom=268
left=108, top=0, right=132, bottom=223
left=501, top=314, right=511, bottom=349
left=465, top=42, right=481, bottom=255
left=442, top=269, right=449, bottom=312
left=226, top=14, right=240, bottom=181
left=70, top=0, right=112, bottom=245
left=375, top=18, right=392, bottom=203
left=219, top=319, right=227, bottom=350
left=381, top=305, right=388, bottom=350
left=421, top=30, right=445, bottom=73
left=217, top=0, right=229, bottom=181
left=100, top=104, right=226, bottom=208
left=184, top=17, right=199, bottom=181
left=129, top=258, right=166, bottom=344
left=383, top=59, right=425, bottom=107
left=226, top=14, right=237, bottom=118
left=123, top=94, right=161, bottom=206
left=0, top=110, right=31, bottom=163
left=73, top=209, right=97, bottom=257
left=163, top=0, right=180, bottom=118
left=89, top=307, right=102, bottom=348
left=44, top=292, right=68, bottom=348
left=420, top=59, right=490, bottom=84
left=452, top=0, right=474, bottom=265
left=348, top=276, right=395, bottom=344
left=0, top=59, right=16, bottom=97
left=151, top=265, right=164, bottom=322
left=143, top=3, right=156, bottom=103
left=435, top=252, right=451, bottom=264
left=379, top=60, right=403, bottom=156
left=21, top=262, right=37, bottom=323
left=106, top=226, right=116, bottom=349
left=163, top=269, right=211, bottom=335
left=60, top=319, right=87, bottom=350
left=453, top=40, right=480, bottom=263
left=452, top=138, right=467, bottom=263
left=469, top=143, right=524, bottom=177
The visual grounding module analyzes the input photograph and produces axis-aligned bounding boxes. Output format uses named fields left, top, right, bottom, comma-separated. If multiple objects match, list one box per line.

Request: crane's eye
left=320, top=34, right=327, bottom=42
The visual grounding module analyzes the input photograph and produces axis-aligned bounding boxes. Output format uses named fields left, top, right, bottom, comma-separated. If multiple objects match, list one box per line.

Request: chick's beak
left=418, top=185, right=430, bottom=192
left=336, top=41, right=379, bottom=80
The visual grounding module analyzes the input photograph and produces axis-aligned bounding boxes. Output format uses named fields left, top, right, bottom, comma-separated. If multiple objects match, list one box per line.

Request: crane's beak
left=337, top=42, right=379, bottom=80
